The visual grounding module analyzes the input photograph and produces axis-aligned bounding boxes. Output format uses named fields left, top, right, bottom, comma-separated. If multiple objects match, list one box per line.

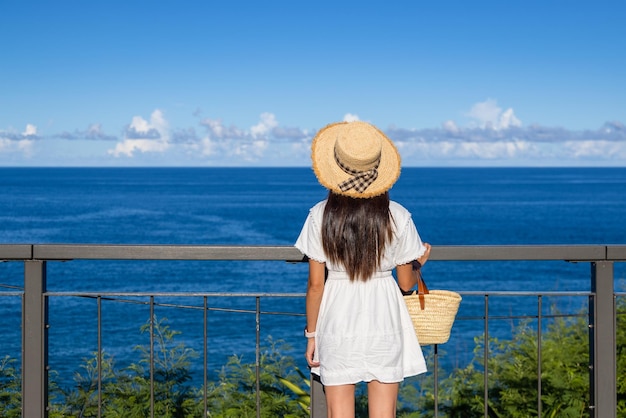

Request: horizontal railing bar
left=33, top=245, right=307, bottom=261
left=204, top=308, right=305, bottom=316
left=45, top=292, right=307, bottom=297
left=0, top=244, right=624, bottom=261
left=0, top=283, right=24, bottom=291
left=41, top=293, right=594, bottom=321
left=49, top=294, right=308, bottom=315
left=461, top=313, right=589, bottom=321
left=459, top=291, right=592, bottom=296
left=607, top=245, right=626, bottom=260
left=44, top=290, right=592, bottom=297
left=0, top=244, right=32, bottom=259
left=431, top=245, right=610, bottom=261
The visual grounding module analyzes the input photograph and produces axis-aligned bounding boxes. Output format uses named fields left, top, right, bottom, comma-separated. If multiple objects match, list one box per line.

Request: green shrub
left=0, top=355, right=21, bottom=418
left=418, top=311, right=591, bottom=417
left=2, top=301, right=624, bottom=417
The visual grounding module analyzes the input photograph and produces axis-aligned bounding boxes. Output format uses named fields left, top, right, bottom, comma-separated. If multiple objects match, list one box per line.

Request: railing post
left=22, top=260, right=49, bottom=418
left=310, top=373, right=327, bottom=417
left=589, top=261, right=616, bottom=418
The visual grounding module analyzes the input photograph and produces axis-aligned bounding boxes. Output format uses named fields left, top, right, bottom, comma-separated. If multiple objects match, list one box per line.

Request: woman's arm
left=305, top=259, right=325, bottom=367
left=397, top=243, right=431, bottom=292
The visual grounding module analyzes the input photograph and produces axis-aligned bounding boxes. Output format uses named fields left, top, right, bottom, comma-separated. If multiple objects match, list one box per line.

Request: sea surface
left=1, top=167, right=625, bottom=386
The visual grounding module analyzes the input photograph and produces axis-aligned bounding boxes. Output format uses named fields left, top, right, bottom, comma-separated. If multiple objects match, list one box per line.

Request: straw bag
left=402, top=262, right=461, bottom=345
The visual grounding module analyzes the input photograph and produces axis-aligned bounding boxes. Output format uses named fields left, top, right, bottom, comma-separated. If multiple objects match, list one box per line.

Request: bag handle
left=413, top=260, right=429, bottom=310
left=400, top=260, right=430, bottom=310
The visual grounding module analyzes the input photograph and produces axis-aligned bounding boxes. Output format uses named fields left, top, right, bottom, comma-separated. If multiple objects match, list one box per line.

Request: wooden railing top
left=1, top=244, right=625, bottom=261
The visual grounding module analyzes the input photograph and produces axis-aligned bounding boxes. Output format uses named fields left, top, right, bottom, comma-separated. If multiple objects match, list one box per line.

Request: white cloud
left=442, top=120, right=459, bottom=133
left=108, top=138, right=170, bottom=157
left=466, top=99, right=521, bottom=130
left=565, top=140, right=626, bottom=159
left=250, top=112, right=278, bottom=138
left=343, top=113, right=360, bottom=122
left=196, top=113, right=298, bottom=162
left=199, top=137, right=216, bottom=157
left=499, top=108, right=522, bottom=129
left=148, top=109, right=168, bottom=136
left=57, top=123, right=117, bottom=141
left=0, top=124, right=38, bottom=156
left=23, top=124, right=37, bottom=137
left=0, top=137, right=35, bottom=156
left=4, top=104, right=625, bottom=166
left=383, top=100, right=626, bottom=164
left=395, top=136, right=538, bottom=162
left=200, top=118, right=245, bottom=139
left=0, top=138, right=11, bottom=152
left=233, top=139, right=268, bottom=161
left=456, top=140, right=534, bottom=159
left=467, top=99, right=501, bottom=126
left=109, top=109, right=170, bottom=157
left=187, top=109, right=625, bottom=165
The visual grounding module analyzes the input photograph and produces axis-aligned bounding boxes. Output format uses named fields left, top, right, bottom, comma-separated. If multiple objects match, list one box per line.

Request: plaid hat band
left=334, top=148, right=380, bottom=193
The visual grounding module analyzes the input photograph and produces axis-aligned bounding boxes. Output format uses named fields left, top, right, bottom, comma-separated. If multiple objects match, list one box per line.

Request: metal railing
left=1, top=244, right=625, bottom=418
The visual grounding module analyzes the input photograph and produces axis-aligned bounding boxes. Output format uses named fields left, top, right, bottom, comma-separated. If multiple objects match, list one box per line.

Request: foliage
left=416, top=310, right=592, bottom=417
left=0, top=355, right=21, bottom=418
left=1, top=303, right=625, bottom=417
left=276, top=367, right=310, bottom=412
left=200, top=336, right=308, bottom=417
left=48, top=316, right=199, bottom=417
left=396, top=350, right=434, bottom=418
left=46, top=319, right=307, bottom=417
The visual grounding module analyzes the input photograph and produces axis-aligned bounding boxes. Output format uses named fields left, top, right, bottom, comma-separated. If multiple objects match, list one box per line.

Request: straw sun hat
left=311, top=121, right=401, bottom=198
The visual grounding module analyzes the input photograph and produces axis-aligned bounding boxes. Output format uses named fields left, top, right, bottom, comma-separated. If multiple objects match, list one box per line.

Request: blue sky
left=1, top=0, right=624, bottom=167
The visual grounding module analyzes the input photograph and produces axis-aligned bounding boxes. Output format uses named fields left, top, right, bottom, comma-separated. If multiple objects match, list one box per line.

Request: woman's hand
left=418, top=243, right=432, bottom=267
left=305, top=338, right=320, bottom=368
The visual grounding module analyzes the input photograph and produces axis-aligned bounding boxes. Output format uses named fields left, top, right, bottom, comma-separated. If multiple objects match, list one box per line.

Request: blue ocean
left=1, top=167, right=625, bottom=385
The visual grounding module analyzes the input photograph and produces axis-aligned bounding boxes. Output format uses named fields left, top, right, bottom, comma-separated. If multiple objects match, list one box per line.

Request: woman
left=295, top=121, right=431, bottom=417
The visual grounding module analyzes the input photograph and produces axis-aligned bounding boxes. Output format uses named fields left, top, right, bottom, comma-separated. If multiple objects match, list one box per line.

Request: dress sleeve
left=393, top=215, right=426, bottom=266
left=294, top=207, right=327, bottom=264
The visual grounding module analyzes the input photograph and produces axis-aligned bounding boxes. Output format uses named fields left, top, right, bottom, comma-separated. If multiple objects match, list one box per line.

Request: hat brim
left=311, top=121, right=401, bottom=198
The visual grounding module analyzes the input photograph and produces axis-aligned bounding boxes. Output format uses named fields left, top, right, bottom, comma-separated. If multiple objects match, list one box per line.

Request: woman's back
left=299, top=198, right=422, bottom=276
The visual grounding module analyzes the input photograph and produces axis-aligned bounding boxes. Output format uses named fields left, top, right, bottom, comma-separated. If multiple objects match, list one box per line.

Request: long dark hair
left=322, top=191, right=394, bottom=281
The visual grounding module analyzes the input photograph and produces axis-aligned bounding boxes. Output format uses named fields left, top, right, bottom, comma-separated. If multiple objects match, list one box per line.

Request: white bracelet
left=304, top=328, right=316, bottom=338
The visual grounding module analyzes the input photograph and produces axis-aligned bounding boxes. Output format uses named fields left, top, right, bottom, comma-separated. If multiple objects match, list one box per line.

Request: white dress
left=295, top=199, right=428, bottom=386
